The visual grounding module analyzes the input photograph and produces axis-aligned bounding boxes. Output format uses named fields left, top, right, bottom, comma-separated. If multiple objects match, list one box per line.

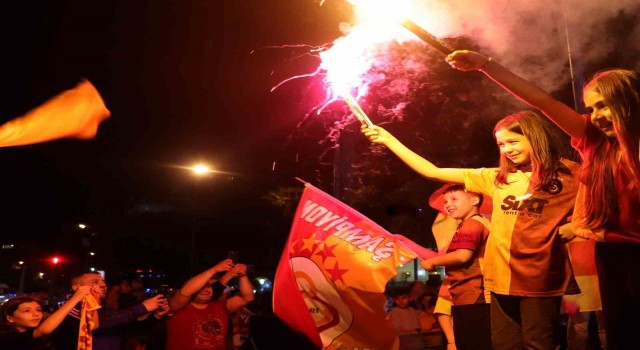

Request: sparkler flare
left=269, top=0, right=456, bottom=143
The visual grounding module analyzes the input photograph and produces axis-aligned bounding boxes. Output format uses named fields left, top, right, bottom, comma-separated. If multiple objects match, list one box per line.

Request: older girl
left=362, top=111, right=579, bottom=349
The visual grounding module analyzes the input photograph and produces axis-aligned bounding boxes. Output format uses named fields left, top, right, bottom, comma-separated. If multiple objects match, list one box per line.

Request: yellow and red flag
left=0, top=80, right=110, bottom=147
left=273, top=183, right=435, bottom=349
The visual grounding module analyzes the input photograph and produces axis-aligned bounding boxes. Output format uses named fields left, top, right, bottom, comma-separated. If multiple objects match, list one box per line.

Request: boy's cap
left=428, top=183, right=492, bottom=215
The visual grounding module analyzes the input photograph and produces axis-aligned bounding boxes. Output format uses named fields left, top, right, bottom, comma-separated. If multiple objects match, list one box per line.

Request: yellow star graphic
left=299, top=233, right=320, bottom=254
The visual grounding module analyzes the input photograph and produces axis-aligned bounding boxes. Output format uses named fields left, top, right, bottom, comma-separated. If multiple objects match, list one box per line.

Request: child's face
left=442, top=190, right=477, bottom=220
left=393, top=295, right=411, bottom=308
left=495, top=128, right=532, bottom=166
left=7, top=301, right=43, bottom=331
left=420, top=295, right=433, bottom=308
left=584, top=88, right=615, bottom=138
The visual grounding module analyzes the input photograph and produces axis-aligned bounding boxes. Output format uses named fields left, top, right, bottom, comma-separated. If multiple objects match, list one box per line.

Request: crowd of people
left=1, top=259, right=312, bottom=350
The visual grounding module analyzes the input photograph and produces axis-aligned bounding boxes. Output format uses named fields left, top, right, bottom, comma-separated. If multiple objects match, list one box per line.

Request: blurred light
left=78, top=224, right=86, bottom=229
left=89, top=252, right=95, bottom=256
left=18, top=261, right=24, bottom=265
left=38, top=272, right=44, bottom=278
left=257, top=278, right=266, bottom=285
left=192, top=164, right=211, bottom=175
left=417, top=270, right=426, bottom=277
left=52, top=257, right=60, bottom=265
left=2, top=244, right=15, bottom=249
left=90, top=267, right=96, bottom=272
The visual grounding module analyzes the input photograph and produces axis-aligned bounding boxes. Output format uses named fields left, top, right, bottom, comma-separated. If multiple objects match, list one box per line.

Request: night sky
left=0, top=1, right=357, bottom=282
left=1, top=1, right=639, bottom=286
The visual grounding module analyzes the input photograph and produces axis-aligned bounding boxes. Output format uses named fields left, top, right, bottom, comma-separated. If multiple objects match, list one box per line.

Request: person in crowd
left=362, top=110, right=580, bottom=350
left=408, top=281, right=428, bottom=309
left=416, top=292, right=440, bottom=332
left=446, top=50, right=639, bottom=350
left=49, top=271, right=166, bottom=350
left=231, top=306, right=253, bottom=350
left=0, top=286, right=92, bottom=349
left=104, top=274, right=136, bottom=311
left=166, top=258, right=255, bottom=350
left=386, top=287, right=421, bottom=333
left=421, top=184, right=492, bottom=350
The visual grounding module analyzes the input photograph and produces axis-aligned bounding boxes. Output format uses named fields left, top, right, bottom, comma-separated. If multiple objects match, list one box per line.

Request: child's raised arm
left=33, top=286, right=92, bottom=338
left=361, top=125, right=465, bottom=184
left=446, top=50, right=587, bottom=139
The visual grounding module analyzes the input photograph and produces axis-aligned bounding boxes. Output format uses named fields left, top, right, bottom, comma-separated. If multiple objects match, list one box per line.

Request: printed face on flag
left=274, top=184, right=427, bottom=350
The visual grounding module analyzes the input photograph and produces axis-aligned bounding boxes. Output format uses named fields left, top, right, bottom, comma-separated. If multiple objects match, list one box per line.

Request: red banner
left=273, top=184, right=435, bottom=349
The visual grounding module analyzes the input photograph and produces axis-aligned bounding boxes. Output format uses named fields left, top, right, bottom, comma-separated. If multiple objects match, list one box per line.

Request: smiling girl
left=362, top=111, right=579, bottom=349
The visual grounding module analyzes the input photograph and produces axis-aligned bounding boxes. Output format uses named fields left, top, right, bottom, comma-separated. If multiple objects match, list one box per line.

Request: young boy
left=421, top=184, right=492, bottom=350
left=387, top=287, right=421, bottom=334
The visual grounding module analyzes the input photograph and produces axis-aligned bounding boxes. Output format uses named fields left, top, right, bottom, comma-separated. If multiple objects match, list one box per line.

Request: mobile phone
left=228, top=250, right=239, bottom=264
left=156, top=284, right=174, bottom=297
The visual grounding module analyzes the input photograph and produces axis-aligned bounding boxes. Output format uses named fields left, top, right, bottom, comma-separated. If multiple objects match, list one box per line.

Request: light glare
left=192, top=164, right=211, bottom=175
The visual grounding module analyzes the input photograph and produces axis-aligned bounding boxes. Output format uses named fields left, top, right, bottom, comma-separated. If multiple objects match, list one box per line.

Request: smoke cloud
left=408, top=0, right=640, bottom=92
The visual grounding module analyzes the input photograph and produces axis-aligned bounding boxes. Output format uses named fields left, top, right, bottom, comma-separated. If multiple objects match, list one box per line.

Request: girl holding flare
left=362, top=110, right=580, bottom=350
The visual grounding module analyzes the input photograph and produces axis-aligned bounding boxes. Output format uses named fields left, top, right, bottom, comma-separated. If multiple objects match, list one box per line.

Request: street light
left=191, top=164, right=212, bottom=175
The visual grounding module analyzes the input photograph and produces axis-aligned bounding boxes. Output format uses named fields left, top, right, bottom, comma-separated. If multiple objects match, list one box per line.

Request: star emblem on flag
left=315, top=243, right=337, bottom=263
left=325, top=261, right=349, bottom=283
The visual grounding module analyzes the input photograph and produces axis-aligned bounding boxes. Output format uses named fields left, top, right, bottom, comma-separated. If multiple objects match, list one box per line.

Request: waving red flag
left=274, top=183, right=435, bottom=349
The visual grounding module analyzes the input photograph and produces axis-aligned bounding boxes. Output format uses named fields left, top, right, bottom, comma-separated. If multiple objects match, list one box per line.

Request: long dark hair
left=494, top=111, right=568, bottom=191
left=580, top=69, right=640, bottom=229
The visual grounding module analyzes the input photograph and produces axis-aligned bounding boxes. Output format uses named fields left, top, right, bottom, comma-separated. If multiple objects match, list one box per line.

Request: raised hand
left=360, top=125, right=396, bottom=145
left=213, top=259, right=234, bottom=274
left=142, top=294, right=166, bottom=312
left=69, top=285, right=93, bottom=303
left=445, top=50, right=492, bottom=71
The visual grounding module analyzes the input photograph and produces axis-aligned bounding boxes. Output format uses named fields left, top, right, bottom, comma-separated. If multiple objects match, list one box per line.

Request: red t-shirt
left=446, top=216, right=490, bottom=305
left=571, top=117, right=640, bottom=243
left=166, top=298, right=228, bottom=350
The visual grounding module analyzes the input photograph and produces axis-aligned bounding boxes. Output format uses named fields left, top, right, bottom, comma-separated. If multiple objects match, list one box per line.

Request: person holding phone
left=49, top=271, right=167, bottom=350
left=167, top=258, right=255, bottom=350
